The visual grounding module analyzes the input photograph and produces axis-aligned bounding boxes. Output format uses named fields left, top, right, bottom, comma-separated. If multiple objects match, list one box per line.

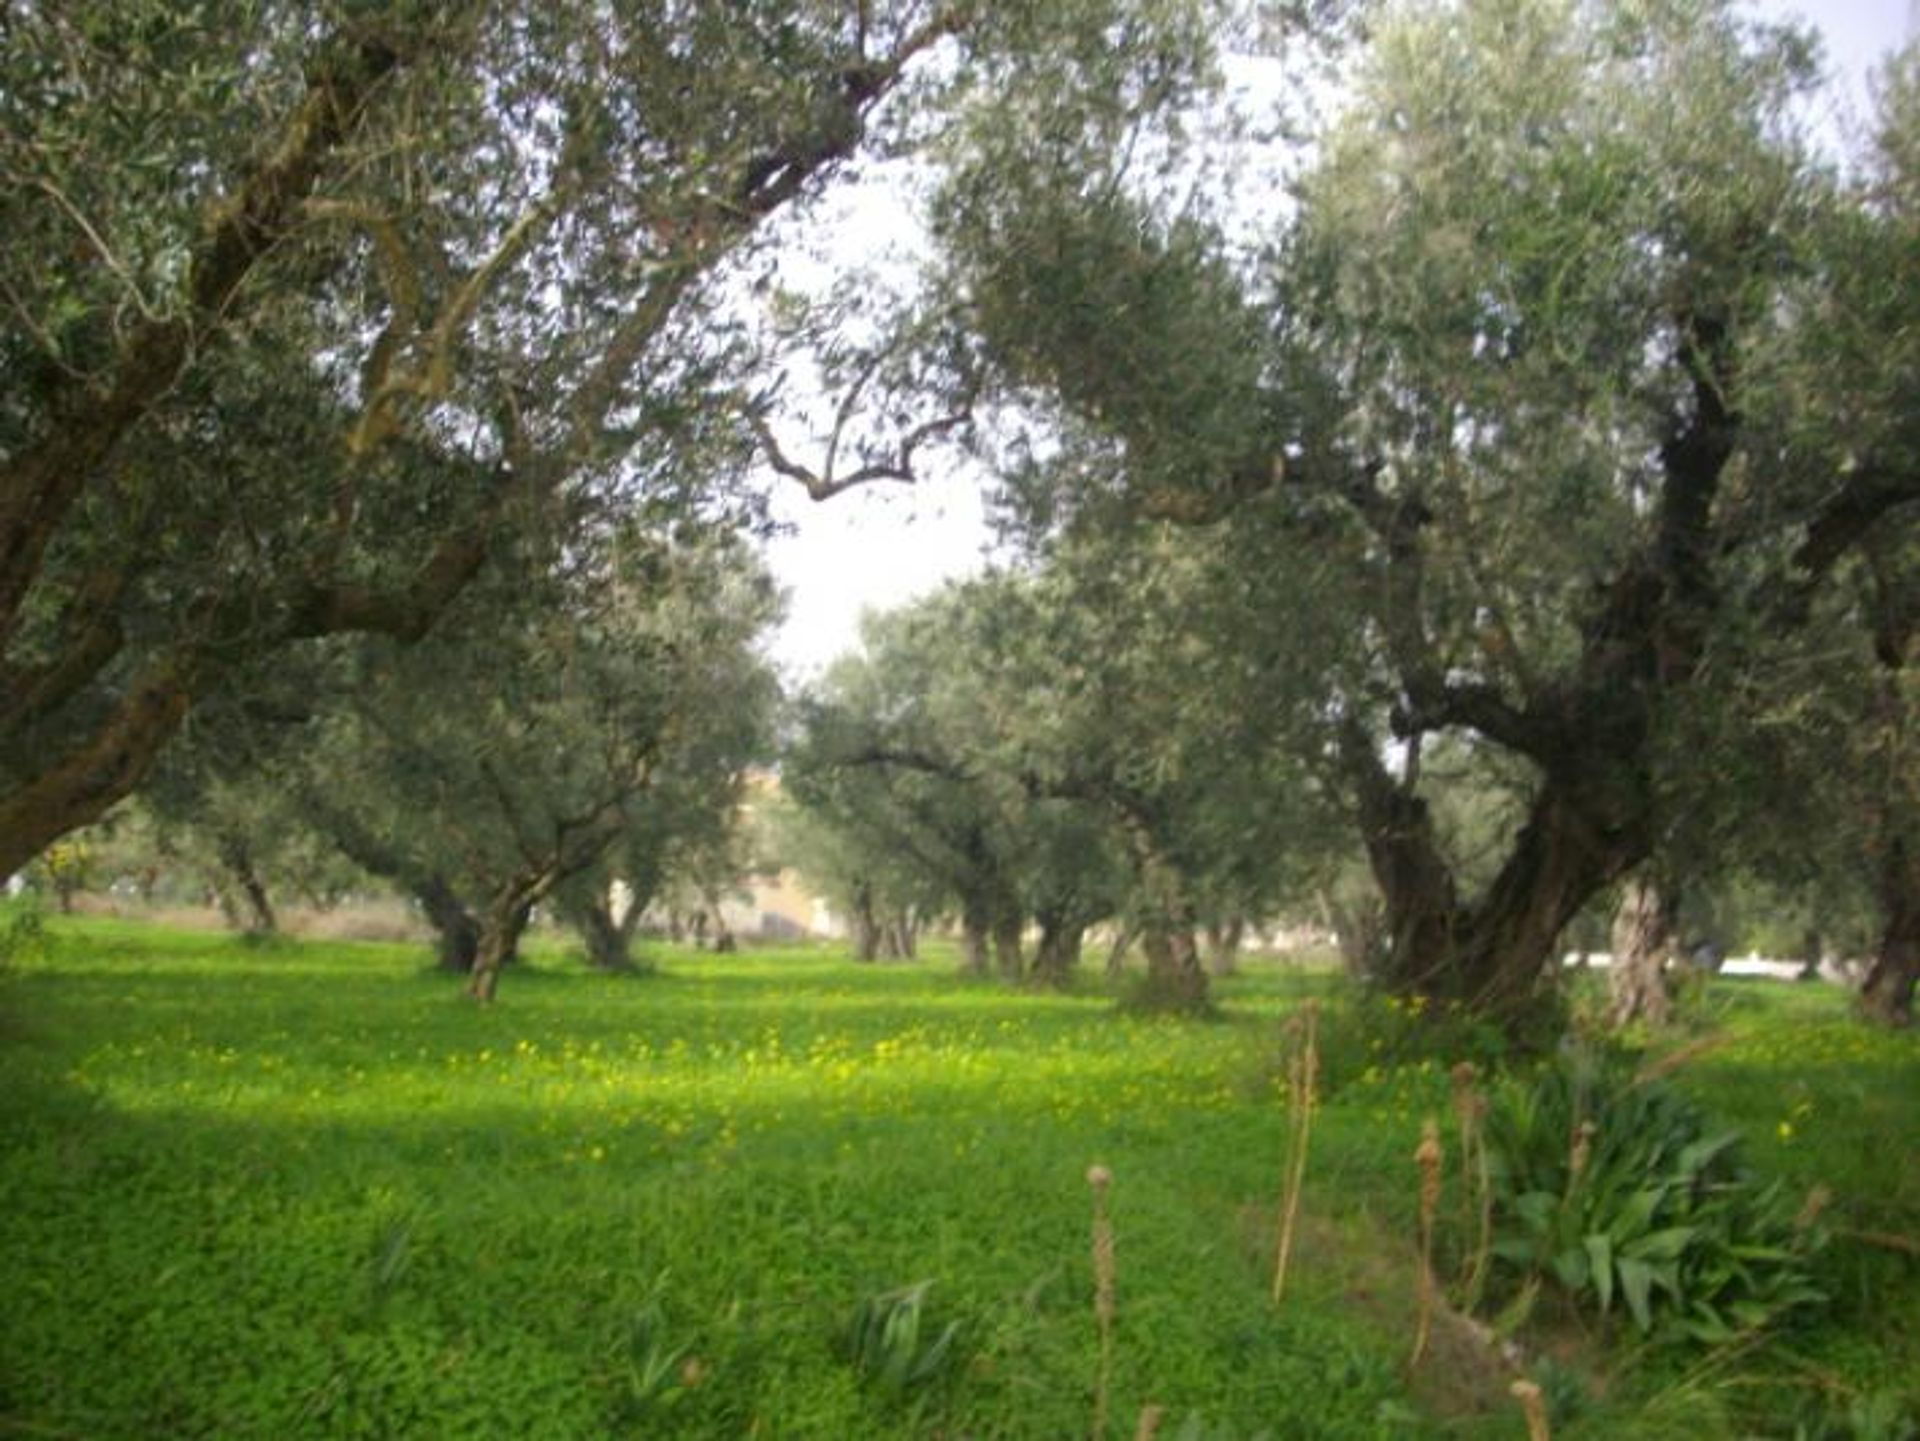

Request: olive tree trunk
left=1608, top=877, right=1678, bottom=1027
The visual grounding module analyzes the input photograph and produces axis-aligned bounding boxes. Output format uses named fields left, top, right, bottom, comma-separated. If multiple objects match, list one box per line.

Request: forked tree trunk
left=468, top=878, right=543, bottom=1003
left=1346, top=714, right=1642, bottom=1036
left=569, top=895, right=640, bottom=973
left=217, top=832, right=277, bottom=935
left=1031, top=912, right=1084, bottom=988
left=1139, top=923, right=1209, bottom=1011
left=1204, top=916, right=1246, bottom=977
left=1608, top=877, right=1678, bottom=1027
left=881, top=912, right=916, bottom=960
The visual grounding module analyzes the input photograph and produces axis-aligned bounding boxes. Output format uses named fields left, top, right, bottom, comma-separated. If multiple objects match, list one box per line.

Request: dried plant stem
left=1133, top=1404, right=1166, bottom=1441
left=1270, top=1000, right=1319, bottom=1303
left=1411, top=1118, right=1443, bottom=1368
left=1089, top=1164, right=1115, bottom=1440
left=1510, top=1379, right=1552, bottom=1441
left=1450, top=1062, right=1492, bottom=1307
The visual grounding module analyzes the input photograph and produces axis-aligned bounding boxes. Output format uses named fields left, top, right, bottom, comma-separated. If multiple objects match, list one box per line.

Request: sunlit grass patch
left=1, top=920, right=1913, bottom=1438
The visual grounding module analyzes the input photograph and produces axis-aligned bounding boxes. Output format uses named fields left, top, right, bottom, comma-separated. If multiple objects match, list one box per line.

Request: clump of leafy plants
left=840, top=1281, right=962, bottom=1400
left=0, top=894, right=45, bottom=968
left=1482, top=1045, right=1827, bottom=1344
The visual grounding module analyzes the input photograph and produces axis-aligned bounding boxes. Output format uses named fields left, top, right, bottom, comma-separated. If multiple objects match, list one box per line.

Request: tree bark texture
left=467, top=878, right=543, bottom=1003
left=1608, top=877, right=1677, bottom=1027
left=1861, top=837, right=1919, bottom=1026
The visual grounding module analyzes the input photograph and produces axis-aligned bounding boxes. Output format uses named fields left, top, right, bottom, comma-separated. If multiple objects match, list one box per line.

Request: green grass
left=1, top=919, right=1915, bottom=1438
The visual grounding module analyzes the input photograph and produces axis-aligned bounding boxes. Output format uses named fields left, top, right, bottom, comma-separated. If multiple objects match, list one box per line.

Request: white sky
left=758, top=0, right=1917, bottom=684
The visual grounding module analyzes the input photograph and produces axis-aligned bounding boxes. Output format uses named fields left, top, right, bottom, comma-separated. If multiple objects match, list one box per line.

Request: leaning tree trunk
left=1103, top=921, right=1138, bottom=979
left=1608, top=876, right=1678, bottom=1027
left=468, top=875, right=545, bottom=1003
left=1860, top=837, right=1919, bottom=1027
left=701, top=885, right=736, bottom=953
left=216, top=833, right=277, bottom=936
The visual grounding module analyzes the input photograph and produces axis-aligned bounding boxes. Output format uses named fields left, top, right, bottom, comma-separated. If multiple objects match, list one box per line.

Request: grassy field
left=1, top=917, right=1915, bottom=1439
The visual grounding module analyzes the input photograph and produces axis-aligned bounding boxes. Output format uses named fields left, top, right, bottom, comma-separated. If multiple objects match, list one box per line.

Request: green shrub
left=0, top=894, right=45, bottom=967
left=1312, top=987, right=1511, bottom=1097
left=1482, top=1045, right=1827, bottom=1344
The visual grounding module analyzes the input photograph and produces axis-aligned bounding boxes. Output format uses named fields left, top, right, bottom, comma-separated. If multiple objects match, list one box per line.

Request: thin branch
left=747, top=390, right=975, bottom=501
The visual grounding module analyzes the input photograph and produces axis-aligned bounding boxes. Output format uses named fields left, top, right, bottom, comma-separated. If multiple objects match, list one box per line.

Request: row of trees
left=1, top=0, right=1228, bottom=988
left=787, top=0, right=1919, bottom=1028
left=5, top=0, right=1914, bottom=1027
left=42, top=512, right=780, bottom=1000
left=1, top=0, right=1204, bottom=869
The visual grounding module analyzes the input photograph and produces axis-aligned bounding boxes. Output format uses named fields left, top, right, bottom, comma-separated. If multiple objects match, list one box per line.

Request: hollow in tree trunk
left=1608, top=876, right=1677, bottom=1027
left=1348, top=721, right=1641, bottom=1038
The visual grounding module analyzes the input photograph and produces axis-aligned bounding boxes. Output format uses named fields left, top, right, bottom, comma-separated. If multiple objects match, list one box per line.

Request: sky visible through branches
left=758, top=0, right=1915, bottom=682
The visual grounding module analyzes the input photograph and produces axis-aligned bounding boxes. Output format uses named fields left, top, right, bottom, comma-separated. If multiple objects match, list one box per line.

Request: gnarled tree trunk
left=1608, top=876, right=1678, bottom=1027
left=1346, top=723, right=1644, bottom=1035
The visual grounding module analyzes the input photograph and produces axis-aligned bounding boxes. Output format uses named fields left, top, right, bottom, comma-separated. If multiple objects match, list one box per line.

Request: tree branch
left=0, top=34, right=404, bottom=652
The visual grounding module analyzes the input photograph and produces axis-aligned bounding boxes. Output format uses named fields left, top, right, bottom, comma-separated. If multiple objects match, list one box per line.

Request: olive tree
left=940, top=0, right=1919, bottom=1031
left=0, top=0, right=1220, bottom=877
